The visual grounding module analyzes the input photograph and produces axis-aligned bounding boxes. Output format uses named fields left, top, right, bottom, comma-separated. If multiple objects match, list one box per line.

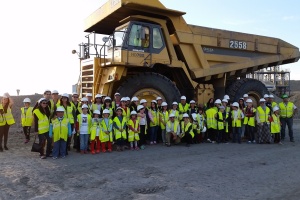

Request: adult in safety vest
left=21, top=98, right=33, bottom=144
left=278, top=94, right=298, bottom=142
left=256, top=98, right=272, bottom=144
left=178, top=96, right=190, bottom=121
left=0, top=94, right=15, bottom=152
left=33, top=98, right=51, bottom=159
left=205, top=106, right=217, bottom=143
left=49, top=90, right=60, bottom=116
left=231, top=102, right=244, bottom=144
left=180, top=113, right=194, bottom=147
left=216, top=106, right=228, bottom=143
left=92, top=94, right=103, bottom=114
left=166, top=113, right=180, bottom=146
left=244, top=99, right=256, bottom=144
left=112, top=92, right=121, bottom=111
left=149, top=100, right=159, bottom=144
left=271, top=106, right=282, bottom=144
left=49, top=107, right=72, bottom=159
left=268, top=95, right=278, bottom=108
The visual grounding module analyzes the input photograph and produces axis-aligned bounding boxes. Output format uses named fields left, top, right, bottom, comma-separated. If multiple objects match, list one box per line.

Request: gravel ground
left=0, top=121, right=299, bottom=200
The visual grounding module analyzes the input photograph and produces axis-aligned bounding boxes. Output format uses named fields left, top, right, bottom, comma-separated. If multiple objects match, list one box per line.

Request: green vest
left=113, top=116, right=127, bottom=140
left=206, top=108, right=217, bottom=129
left=279, top=102, right=294, bottom=118
left=33, top=109, right=49, bottom=134
left=257, top=106, right=270, bottom=123
left=52, top=118, right=69, bottom=142
left=21, top=107, right=33, bottom=126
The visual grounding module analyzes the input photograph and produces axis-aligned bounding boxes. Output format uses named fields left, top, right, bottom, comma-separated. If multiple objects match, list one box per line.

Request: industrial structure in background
left=73, top=0, right=300, bottom=105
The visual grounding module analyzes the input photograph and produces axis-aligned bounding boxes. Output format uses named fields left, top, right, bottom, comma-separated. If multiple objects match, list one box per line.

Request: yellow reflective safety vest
left=51, top=117, right=69, bottom=142
left=178, top=103, right=190, bottom=120
left=217, top=112, right=225, bottom=130
left=57, top=104, right=75, bottom=124
left=92, top=103, right=102, bottom=112
left=206, top=108, right=217, bottom=129
left=160, top=110, right=169, bottom=129
left=128, top=119, right=140, bottom=142
left=21, top=107, right=33, bottom=127
left=166, top=121, right=179, bottom=134
left=257, top=106, right=270, bottom=123
left=121, top=107, right=131, bottom=121
left=271, top=102, right=278, bottom=108
left=150, top=109, right=159, bottom=127
left=0, top=104, right=15, bottom=126
left=113, top=116, right=127, bottom=140
left=77, top=114, right=92, bottom=134
left=169, top=109, right=179, bottom=122
left=90, top=118, right=101, bottom=141
left=100, top=118, right=113, bottom=142
left=180, top=121, right=194, bottom=138
left=270, top=114, right=281, bottom=134
left=33, top=109, right=49, bottom=134
left=231, top=109, right=243, bottom=127
left=279, top=102, right=294, bottom=118
left=243, top=107, right=256, bottom=127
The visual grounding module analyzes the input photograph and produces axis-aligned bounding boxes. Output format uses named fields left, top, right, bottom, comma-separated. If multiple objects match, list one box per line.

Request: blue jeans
left=53, top=139, right=67, bottom=158
left=80, top=134, right=89, bottom=151
left=149, top=126, right=158, bottom=142
left=232, top=127, right=242, bottom=143
left=280, top=117, right=294, bottom=141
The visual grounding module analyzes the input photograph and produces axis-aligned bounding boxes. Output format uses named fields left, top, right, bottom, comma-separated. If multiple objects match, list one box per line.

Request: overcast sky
left=0, top=0, right=299, bottom=96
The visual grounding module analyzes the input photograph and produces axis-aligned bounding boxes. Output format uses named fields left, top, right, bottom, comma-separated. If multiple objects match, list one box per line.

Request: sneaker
left=108, top=149, right=112, bottom=152
left=252, top=140, right=256, bottom=144
left=279, top=142, right=283, bottom=145
left=40, top=156, right=47, bottom=159
left=91, top=151, right=95, bottom=155
left=24, top=139, right=29, bottom=144
left=212, top=141, right=215, bottom=144
left=102, top=150, right=106, bottom=153
left=96, top=150, right=100, bottom=154
left=150, top=141, right=153, bottom=145
left=290, top=139, right=295, bottom=143
left=61, top=156, right=66, bottom=159
left=153, top=141, right=157, bottom=144
left=207, top=139, right=212, bottom=143
left=131, top=147, right=134, bottom=151
left=247, top=141, right=251, bottom=144
left=135, top=147, right=140, bottom=151
left=140, top=145, right=145, bottom=150
left=52, top=157, right=58, bottom=160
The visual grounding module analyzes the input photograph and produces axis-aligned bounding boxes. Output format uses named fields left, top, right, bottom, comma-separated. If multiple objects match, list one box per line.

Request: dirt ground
left=0, top=121, right=299, bottom=200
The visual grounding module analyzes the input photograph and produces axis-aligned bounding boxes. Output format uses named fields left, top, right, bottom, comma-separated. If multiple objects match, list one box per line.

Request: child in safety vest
left=77, top=104, right=92, bottom=154
left=137, top=105, right=147, bottom=149
left=113, top=107, right=127, bottom=151
left=271, top=107, right=282, bottom=144
left=100, top=109, right=113, bottom=152
left=216, top=106, right=227, bottom=143
left=244, top=99, right=256, bottom=144
left=160, top=102, right=169, bottom=145
left=196, top=107, right=206, bottom=143
left=49, top=107, right=72, bottom=159
left=90, top=110, right=101, bottom=154
left=192, top=113, right=199, bottom=144
left=21, top=98, right=33, bottom=143
left=128, top=111, right=140, bottom=150
left=231, top=102, right=244, bottom=144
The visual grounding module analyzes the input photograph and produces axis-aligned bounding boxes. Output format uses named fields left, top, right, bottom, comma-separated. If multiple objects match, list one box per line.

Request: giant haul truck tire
left=116, top=72, right=181, bottom=104
left=226, top=78, right=268, bottom=106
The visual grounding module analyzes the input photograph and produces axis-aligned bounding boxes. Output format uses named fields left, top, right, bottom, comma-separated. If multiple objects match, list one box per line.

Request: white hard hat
left=81, top=97, right=88, bottom=102
left=264, top=94, right=269, bottom=98
left=140, top=99, right=147, bottom=104
left=126, top=97, right=131, bottom=101
left=103, top=109, right=110, bottom=114
left=190, top=100, right=196, bottom=104
left=180, top=96, right=187, bottom=100
left=56, top=107, right=65, bottom=112
left=273, top=106, right=279, bottom=112
left=131, top=97, right=139, bottom=102
left=130, top=111, right=137, bottom=115
left=95, top=94, right=102, bottom=98
left=260, top=98, right=266, bottom=102
left=86, top=93, right=92, bottom=97
left=116, top=107, right=123, bottom=111
left=192, top=113, right=197, bottom=121
left=72, top=92, right=78, bottom=96
left=156, top=96, right=162, bottom=101
left=183, top=113, right=189, bottom=118
left=93, top=110, right=100, bottom=115
left=44, top=89, right=51, bottom=94
left=201, top=126, right=207, bottom=133
left=104, top=97, right=112, bottom=101
left=61, top=93, right=69, bottom=98
left=269, top=94, right=274, bottom=98
left=2, top=94, right=9, bottom=98
left=161, top=102, right=168, bottom=107
left=224, top=95, right=230, bottom=100
left=169, top=113, right=175, bottom=118
left=246, top=99, right=253, bottom=103
left=23, top=98, right=31, bottom=103
left=121, top=97, right=127, bottom=102
left=82, top=104, right=88, bottom=109
left=52, top=90, right=59, bottom=94
left=232, top=102, right=239, bottom=107
left=137, top=105, right=144, bottom=111
left=151, top=100, right=157, bottom=104
left=243, top=94, right=249, bottom=98
left=172, top=102, right=178, bottom=105
left=222, top=99, right=228, bottom=103
left=215, top=99, right=222, bottom=104
left=114, top=92, right=121, bottom=96
left=38, top=98, right=47, bottom=104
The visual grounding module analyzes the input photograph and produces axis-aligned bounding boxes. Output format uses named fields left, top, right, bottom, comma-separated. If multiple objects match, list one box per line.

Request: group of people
left=0, top=90, right=297, bottom=160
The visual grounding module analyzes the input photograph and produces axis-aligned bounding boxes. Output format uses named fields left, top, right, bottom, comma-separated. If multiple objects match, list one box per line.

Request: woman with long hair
left=0, top=93, right=15, bottom=152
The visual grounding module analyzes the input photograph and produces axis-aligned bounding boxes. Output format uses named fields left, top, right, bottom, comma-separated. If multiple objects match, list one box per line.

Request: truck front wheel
left=116, top=72, right=181, bottom=104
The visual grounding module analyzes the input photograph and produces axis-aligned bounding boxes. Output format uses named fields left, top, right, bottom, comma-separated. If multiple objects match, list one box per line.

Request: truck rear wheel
left=116, top=72, right=181, bottom=104
left=226, top=78, right=268, bottom=107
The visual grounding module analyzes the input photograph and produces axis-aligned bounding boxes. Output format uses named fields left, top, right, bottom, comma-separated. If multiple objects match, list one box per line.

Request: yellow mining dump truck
left=74, top=0, right=300, bottom=105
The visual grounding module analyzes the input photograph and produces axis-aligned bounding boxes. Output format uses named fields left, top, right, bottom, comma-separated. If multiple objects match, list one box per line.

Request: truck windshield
left=110, top=28, right=127, bottom=47
left=128, top=24, right=150, bottom=48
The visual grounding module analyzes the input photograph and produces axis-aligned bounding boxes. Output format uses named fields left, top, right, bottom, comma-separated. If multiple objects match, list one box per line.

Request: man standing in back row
left=279, top=94, right=298, bottom=142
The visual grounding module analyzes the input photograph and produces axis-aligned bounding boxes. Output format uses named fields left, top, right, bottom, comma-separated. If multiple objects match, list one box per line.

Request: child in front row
left=128, top=111, right=140, bottom=150
left=113, top=107, right=127, bottom=151
left=100, top=109, right=113, bottom=152
left=271, top=107, right=282, bottom=145
left=90, top=110, right=101, bottom=154
left=77, top=104, right=92, bottom=154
